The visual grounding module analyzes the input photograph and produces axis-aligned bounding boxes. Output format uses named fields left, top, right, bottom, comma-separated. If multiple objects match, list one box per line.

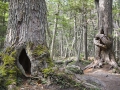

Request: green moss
left=0, top=47, right=19, bottom=87
left=5, top=78, right=16, bottom=86
left=81, top=59, right=91, bottom=65
left=11, top=50, right=17, bottom=57
left=42, top=68, right=54, bottom=77
left=5, top=47, right=14, bottom=54
left=46, top=57, right=54, bottom=67
left=3, top=55, right=15, bottom=65
left=66, top=65, right=83, bottom=74
left=33, top=45, right=49, bottom=56
left=33, top=44, right=54, bottom=73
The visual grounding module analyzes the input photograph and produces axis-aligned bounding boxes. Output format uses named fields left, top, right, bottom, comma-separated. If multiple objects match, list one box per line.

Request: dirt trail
left=76, top=69, right=120, bottom=90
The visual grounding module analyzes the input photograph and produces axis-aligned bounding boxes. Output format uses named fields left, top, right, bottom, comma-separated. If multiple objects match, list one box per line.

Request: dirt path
left=76, top=69, right=120, bottom=90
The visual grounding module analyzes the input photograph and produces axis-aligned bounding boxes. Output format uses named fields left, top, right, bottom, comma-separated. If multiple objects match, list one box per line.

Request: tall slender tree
left=50, top=3, right=59, bottom=60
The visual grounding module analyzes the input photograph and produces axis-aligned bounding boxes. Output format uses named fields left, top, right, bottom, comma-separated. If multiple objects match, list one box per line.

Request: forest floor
left=81, top=67, right=120, bottom=90
left=17, top=58, right=120, bottom=90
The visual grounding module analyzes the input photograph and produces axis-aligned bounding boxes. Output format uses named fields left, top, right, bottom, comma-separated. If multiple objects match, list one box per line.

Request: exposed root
left=84, top=60, right=103, bottom=70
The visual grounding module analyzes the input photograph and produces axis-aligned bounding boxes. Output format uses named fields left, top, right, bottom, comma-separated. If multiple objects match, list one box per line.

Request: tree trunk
left=60, top=29, right=63, bottom=57
left=83, top=15, right=88, bottom=60
left=73, top=15, right=77, bottom=56
left=50, top=4, right=59, bottom=60
left=2, top=0, right=52, bottom=79
left=64, top=36, right=69, bottom=58
left=113, top=22, right=120, bottom=61
left=85, top=0, right=118, bottom=69
left=83, top=7, right=88, bottom=60
left=76, top=13, right=83, bottom=61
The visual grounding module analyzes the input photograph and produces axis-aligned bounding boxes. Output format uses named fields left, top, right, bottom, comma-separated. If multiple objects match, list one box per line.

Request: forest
left=0, top=0, right=120, bottom=90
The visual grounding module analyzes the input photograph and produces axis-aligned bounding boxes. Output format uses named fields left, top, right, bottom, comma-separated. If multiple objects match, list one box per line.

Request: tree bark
left=3, top=0, right=52, bottom=78
left=83, top=7, right=88, bottom=60
left=85, top=0, right=118, bottom=69
left=76, top=13, right=82, bottom=61
left=83, top=15, right=88, bottom=60
left=113, top=22, right=120, bottom=61
left=73, top=15, right=78, bottom=56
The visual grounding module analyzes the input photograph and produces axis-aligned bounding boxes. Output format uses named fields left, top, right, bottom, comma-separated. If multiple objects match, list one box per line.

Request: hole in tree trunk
left=100, top=28, right=104, bottom=34
left=19, top=48, right=31, bottom=75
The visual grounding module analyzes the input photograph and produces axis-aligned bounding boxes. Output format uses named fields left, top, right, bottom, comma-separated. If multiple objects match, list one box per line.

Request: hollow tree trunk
left=3, top=0, right=52, bottom=78
left=85, top=0, right=118, bottom=69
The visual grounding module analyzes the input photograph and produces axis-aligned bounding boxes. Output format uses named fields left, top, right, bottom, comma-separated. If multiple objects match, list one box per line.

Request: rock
left=54, top=59, right=75, bottom=66
left=65, top=65, right=83, bottom=74
left=54, top=60, right=64, bottom=66
left=65, top=59, right=74, bottom=65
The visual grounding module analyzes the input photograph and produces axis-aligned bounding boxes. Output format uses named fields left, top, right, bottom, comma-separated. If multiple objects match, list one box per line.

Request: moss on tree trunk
left=0, top=47, right=19, bottom=88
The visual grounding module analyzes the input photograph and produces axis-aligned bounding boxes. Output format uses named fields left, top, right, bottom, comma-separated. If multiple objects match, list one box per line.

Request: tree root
left=84, top=60, right=103, bottom=70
